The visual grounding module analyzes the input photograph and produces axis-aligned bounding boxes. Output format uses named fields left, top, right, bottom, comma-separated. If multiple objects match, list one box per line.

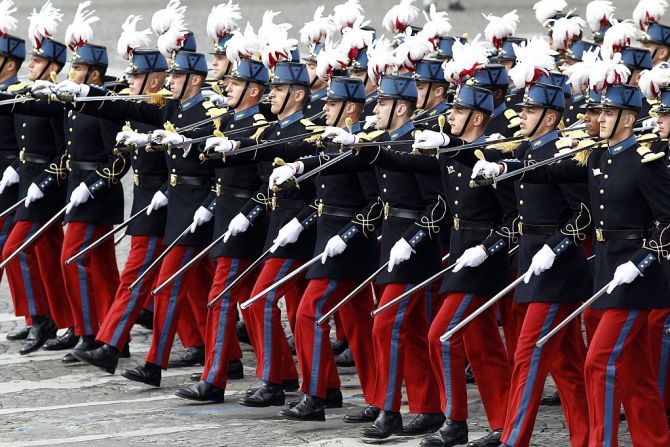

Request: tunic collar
left=180, top=93, right=204, bottom=111
left=234, top=104, right=259, bottom=121
left=389, top=120, right=414, bottom=141
left=608, top=135, right=637, bottom=156
left=529, top=129, right=559, bottom=150
left=279, top=110, right=304, bottom=128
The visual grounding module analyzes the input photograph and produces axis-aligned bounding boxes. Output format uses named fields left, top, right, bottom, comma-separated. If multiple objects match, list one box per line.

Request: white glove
left=24, top=183, right=44, bottom=207
left=363, top=115, right=377, bottom=130
left=146, top=190, right=168, bottom=215
left=205, top=137, right=237, bottom=153
left=388, top=238, right=414, bottom=272
left=321, top=126, right=359, bottom=145
left=321, top=235, right=347, bottom=263
left=56, top=79, right=89, bottom=97
left=523, top=245, right=557, bottom=283
left=452, top=246, right=488, bottom=273
left=0, top=166, right=19, bottom=194
left=116, top=130, right=149, bottom=147
left=202, top=90, right=228, bottom=108
left=471, top=160, right=502, bottom=179
left=190, top=206, right=214, bottom=233
left=270, top=218, right=304, bottom=253
left=151, top=129, right=193, bottom=157
left=66, top=182, right=93, bottom=214
left=606, top=261, right=642, bottom=294
left=413, top=130, right=449, bottom=149
left=642, top=117, right=659, bottom=132
left=223, top=213, right=251, bottom=242
left=268, top=164, right=297, bottom=190
left=485, top=133, right=504, bottom=142
left=31, top=80, right=55, bottom=95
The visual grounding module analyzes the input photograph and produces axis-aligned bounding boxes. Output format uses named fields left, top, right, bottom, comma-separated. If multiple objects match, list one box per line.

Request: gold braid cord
left=416, top=195, right=448, bottom=235
left=252, top=191, right=273, bottom=208
left=496, top=216, right=520, bottom=246
left=352, top=198, right=385, bottom=236
left=46, top=152, right=69, bottom=183
left=96, top=155, right=127, bottom=186
left=645, top=222, right=670, bottom=261
left=561, top=202, right=591, bottom=244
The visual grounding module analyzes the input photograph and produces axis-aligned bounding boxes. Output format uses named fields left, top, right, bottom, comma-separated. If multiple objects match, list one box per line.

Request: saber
left=0, top=197, right=25, bottom=220
left=114, top=232, right=126, bottom=245
left=0, top=96, right=35, bottom=106
left=0, top=205, right=68, bottom=269
left=240, top=253, right=322, bottom=310
left=151, top=232, right=226, bottom=296
left=198, top=131, right=317, bottom=161
left=128, top=225, right=191, bottom=290
left=315, top=261, right=390, bottom=326
left=207, top=246, right=274, bottom=308
left=65, top=205, right=150, bottom=265
left=535, top=281, right=613, bottom=348
left=69, top=94, right=173, bottom=103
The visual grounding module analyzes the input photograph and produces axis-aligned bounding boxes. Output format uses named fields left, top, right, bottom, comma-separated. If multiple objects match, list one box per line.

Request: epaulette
left=303, top=133, right=323, bottom=143
left=492, top=140, right=524, bottom=153
left=570, top=139, right=601, bottom=166
left=149, top=89, right=172, bottom=107
left=254, top=113, right=268, bottom=123
left=118, top=87, right=132, bottom=95
left=357, top=130, right=385, bottom=142
left=504, top=109, right=521, bottom=129
left=562, top=129, right=589, bottom=139
left=205, top=106, right=226, bottom=118
left=6, top=82, right=32, bottom=93
left=251, top=124, right=272, bottom=141
left=411, top=108, right=425, bottom=118
left=300, top=118, right=320, bottom=131
left=636, top=133, right=666, bottom=163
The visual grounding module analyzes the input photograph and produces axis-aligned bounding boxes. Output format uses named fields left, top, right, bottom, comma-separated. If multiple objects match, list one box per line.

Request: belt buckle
left=383, top=203, right=389, bottom=220
left=317, top=200, right=324, bottom=216
left=271, top=195, right=277, bottom=210
left=517, top=222, right=524, bottom=235
left=19, top=149, right=25, bottom=163
left=596, top=228, right=604, bottom=242
left=169, top=173, right=177, bottom=187
left=453, top=217, right=460, bottom=231
left=133, top=173, right=139, bottom=186
left=215, top=183, right=222, bottom=197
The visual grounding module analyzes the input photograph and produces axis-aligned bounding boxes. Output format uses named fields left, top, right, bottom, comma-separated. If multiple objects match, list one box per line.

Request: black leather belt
left=19, top=151, right=50, bottom=164
left=518, top=222, right=559, bottom=235
left=67, top=160, right=100, bottom=171
left=169, top=174, right=211, bottom=187
left=215, top=185, right=253, bottom=199
left=595, top=228, right=650, bottom=242
left=0, top=150, right=17, bottom=160
left=272, top=197, right=307, bottom=210
left=317, top=204, right=357, bottom=218
left=133, top=173, right=166, bottom=188
left=384, top=205, right=422, bottom=220
left=453, top=217, right=499, bottom=231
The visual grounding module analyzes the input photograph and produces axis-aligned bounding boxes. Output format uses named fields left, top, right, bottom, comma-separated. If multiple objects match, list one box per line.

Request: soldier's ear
left=434, top=85, right=445, bottom=98
left=660, top=46, right=670, bottom=62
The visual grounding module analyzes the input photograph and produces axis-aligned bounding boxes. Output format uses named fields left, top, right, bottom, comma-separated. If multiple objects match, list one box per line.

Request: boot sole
left=277, top=410, right=326, bottom=422
left=238, top=397, right=285, bottom=407
left=121, top=371, right=160, bottom=387
left=70, top=351, right=117, bottom=375
left=174, top=391, right=225, bottom=403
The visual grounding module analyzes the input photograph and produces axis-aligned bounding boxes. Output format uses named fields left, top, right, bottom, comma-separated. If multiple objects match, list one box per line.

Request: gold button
left=217, top=177, right=221, bottom=181
left=230, top=124, right=235, bottom=128
left=276, top=131, right=281, bottom=136
left=455, top=186, right=459, bottom=191
left=178, top=114, right=183, bottom=118
left=21, top=135, right=24, bottom=140
left=599, top=189, right=604, bottom=194
left=133, top=155, right=137, bottom=160
left=22, top=147, right=25, bottom=150
left=569, top=105, right=574, bottom=110
left=519, top=200, right=524, bottom=205
left=454, top=200, right=458, bottom=205
left=519, top=215, right=524, bottom=220
left=607, top=159, right=612, bottom=164
left=172, top=154, right=177, bottom=159
left=457, top=173, right=462, bottom=178
left=22, top=123, right=26, bottom=128
left=604, top=174, right=608, bottom=179
left=382, top=174, right=387, bottom=178
left=321, top=184, right=325, bottom=189
left=68, top=140, right=72, bottom=145
left=520, top=184, right=524, bottom=189
left=454, top=213, right=459, bottom=218
left=383, top=188, right=387, bottom=193
left=72, top=115, right=76, bottom=120
left=69, top=128, right=73, bottom=132
left=527, top=154, right=532, bottom=159
left=599, top=204, right=604, bottom=210
left=171, top=168, right=176, bottom=173
left=600, top=220, right=604, bottom=225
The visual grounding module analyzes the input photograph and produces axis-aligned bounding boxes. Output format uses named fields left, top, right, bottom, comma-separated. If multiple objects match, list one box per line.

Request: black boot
left=168, top=346, right=205, bottom=368
left=540, top=391, right=561, bottom=406
left=119, top=343, right=131, bottom=358
left=135, top=309, right=153, bottom=330
left=19, top=316, right=57, bottom=355
left=62, top=335, right=98, bottom=364
left=236, top=320, right=250, bottom=345
left=44, top=327, right=78, bottom=351
left=401, top=413, right=446, bottom=436
left=288, top=388, right=342, bottom=409
left=238, top=382, right=285, bottom=407
left=244, top=378, right=299, bottom=396
left=121, top=362, right=161, bottom=387
left=335, top=347, right=355, bottom=367
left=343, top=404, right=380, bottom=423
left=70, top=344, right=120, bottom=374
left=420, top=419, right=468, bottom=447
left=331, top=338, right=348, bottom=356
left=278, top=394, right=326, bottom=421
left=175, top=380, right=225, bottom=402
left=6, top=325, right=30, bottom=341
left=190, top=359, right=243, bottom=382
left=361, top=410, right=403, bottom=439
left=467, top=429, right=502, bottom=446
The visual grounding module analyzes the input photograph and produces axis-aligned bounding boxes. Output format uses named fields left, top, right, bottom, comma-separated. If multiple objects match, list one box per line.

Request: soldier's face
left=323, top=100, right=345, bottom=126
left=657, top=112, right=670, bottom=139
left=127, top=73, right=147, bottom=95
left=27, top=56, right=50, bottom=81
left=583, top=109, right=601, bottom=137
left=70, top=64, right=89, bottom=84
left=416, top=82, right=430, bottom=108
left=268, top=84, right=290, bottom=114
left=519, top=107, right=543, bottom=137
left=225, top=78, right=246, bottom=108
left=373, top=99, right=393, bottom=130
left=598, top=108, right=621, bottom=139
left=448, top=107, right=470, bottom=135
left=211, top=54, right=230, bottom=80
left=168, top=73, right=187, bottom=95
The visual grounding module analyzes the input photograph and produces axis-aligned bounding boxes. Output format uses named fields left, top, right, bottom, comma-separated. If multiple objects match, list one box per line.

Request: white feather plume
left=315, top=38, right=350, bottom=81
left=551, top=13, right=586, bottom=51
left=367, top=36, right=399, bottom=85
left=533, top=0, right=567, bottom=26
left=482, top=10, right=519, bottom=50
left=395, top=29, right=434, bottom=71
left=225, top=22, right=260, bottom=63
left=441, top=35, right=490, bottom=84
left=258, top=11, right=297, bottom=70
left=421, top=4, right=451, bottom=46
left=206, top=1, right=241, bottom=43
left=564, top=45, right=601, bottom=93
left=28, top=1, right=63, bottom=49
left=332, top=0, right=364, bottom=32
left=117, top=15, right=151, bottom=59
left=340, top=17, right=373, bottom=63
left=383, top=0, right=419, bottom=35
left=633, top=0, right=668, bottom=30
left=0, top=0, right=17, bottom=37
left=152, top=0, right=186, bottom=36
left=508, top=37, right=556, bottom=89
left=156, top=18, right=188, bottom=58
left=638, top=62, right=670, bottom=99
left=300, top=5, right=335, bottom=47
left=589, top=52, right=631, bottom=92
left=601, top=19, right=638, bottom=60
left=65, top=2, right=100, bottom=50
left=586, top=1, right=615, bottom=34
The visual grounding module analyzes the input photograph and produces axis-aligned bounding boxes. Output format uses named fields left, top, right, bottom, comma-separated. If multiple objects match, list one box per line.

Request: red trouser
left=371, top=283, right=442, bottom=414
left=145, top=245, right=213, bottom=368
left=428, top=292, right=510, bottom=429
left=200, top=257, right=255, bottom=388
left=96, top=236, right=163, bottom=349
left=497, top=270, right=526, bottom=362
left=586, top=309, right=670, bottom=446
left=294, top=278, right=376, bottom=400
left=62, top=223, right=119, bottom=336
left=3, top=220, right=70, bottom=327
left=584, top=307, right=603, bottom=346
left=502, top=302, right=589, bottom=447
left=243, top=257, right=303, bottom=384
left=649, top=309, right=670, bottom=409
